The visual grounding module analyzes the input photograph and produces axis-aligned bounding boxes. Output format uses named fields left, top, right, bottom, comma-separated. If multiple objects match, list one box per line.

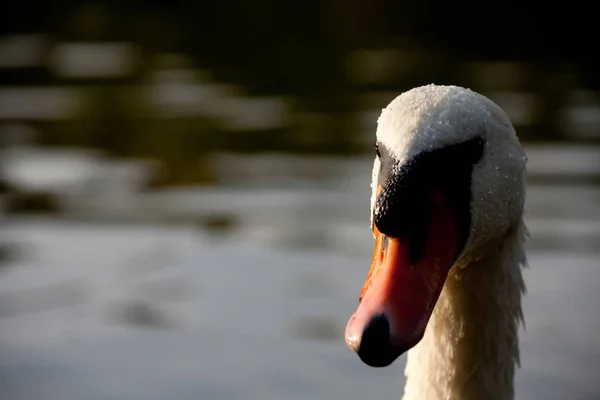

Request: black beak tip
left=355, top=314, right=405, bottom=368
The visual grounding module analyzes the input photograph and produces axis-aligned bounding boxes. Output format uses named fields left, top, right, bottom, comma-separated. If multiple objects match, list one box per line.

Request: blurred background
left=0, top=2, right=599, bottom=400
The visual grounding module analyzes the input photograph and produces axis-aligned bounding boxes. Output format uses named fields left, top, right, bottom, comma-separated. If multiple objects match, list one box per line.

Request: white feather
left=369, top=84, right=528, bottom=400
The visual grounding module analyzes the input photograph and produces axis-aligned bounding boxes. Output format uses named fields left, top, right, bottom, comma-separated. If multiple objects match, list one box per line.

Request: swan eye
left=374, top=142, right=381, bottom=158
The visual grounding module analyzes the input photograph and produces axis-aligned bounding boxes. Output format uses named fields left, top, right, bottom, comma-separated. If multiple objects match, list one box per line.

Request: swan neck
left=402, top=221, right=527, bottom=400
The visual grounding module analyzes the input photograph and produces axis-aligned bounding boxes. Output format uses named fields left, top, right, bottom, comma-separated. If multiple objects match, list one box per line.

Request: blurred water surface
left=0, top=149, right=599, bottom=400
left=1, top=4, right=600, bottom=398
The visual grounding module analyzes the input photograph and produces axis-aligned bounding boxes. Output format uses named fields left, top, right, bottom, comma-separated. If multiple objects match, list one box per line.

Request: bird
left=344, top=84, right=528, bottom=400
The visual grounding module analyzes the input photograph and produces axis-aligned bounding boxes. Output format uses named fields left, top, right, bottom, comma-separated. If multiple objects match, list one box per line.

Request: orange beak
left=345, top=187, right=462, bottom=367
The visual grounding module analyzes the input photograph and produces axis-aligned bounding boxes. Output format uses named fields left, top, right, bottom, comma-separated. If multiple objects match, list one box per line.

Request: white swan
left=345, top=84, right=527, bottom=400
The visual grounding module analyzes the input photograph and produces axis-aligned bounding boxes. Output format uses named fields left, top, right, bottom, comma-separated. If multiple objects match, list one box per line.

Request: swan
left=345, top=84, right=527, bottom=400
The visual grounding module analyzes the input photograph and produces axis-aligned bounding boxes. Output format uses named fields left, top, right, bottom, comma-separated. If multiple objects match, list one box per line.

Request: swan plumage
left=346, top=84, right=527, bottom=400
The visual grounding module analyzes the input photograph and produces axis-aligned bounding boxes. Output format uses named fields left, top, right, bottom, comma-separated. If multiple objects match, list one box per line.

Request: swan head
left=345, top=84, right=527, bottom=367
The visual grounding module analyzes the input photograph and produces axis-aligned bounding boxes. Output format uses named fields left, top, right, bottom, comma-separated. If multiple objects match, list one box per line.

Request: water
left=0, top=151, right=600, bottom=400
left=2, top=10, right=600, bottom=400
left=0, top=170, right=599, bottom=399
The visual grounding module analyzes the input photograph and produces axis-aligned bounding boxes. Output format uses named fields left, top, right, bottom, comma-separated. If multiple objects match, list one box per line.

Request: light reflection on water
left=0, top=153, right=599, bottom=400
